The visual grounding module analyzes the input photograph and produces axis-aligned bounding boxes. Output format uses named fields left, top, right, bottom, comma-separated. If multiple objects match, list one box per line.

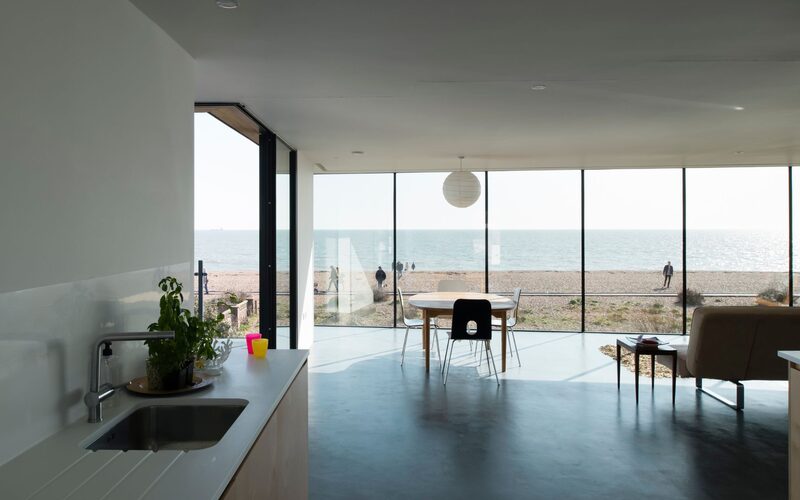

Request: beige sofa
left=657, top=306, right=800, bottom=410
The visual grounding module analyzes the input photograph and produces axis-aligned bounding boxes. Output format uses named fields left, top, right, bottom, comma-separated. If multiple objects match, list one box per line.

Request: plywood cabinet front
left=222, top=363, right=308, bottom=500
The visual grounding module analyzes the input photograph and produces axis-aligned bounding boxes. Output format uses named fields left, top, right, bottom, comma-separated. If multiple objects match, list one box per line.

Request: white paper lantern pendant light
left=443, top=156, right=481, bottom=208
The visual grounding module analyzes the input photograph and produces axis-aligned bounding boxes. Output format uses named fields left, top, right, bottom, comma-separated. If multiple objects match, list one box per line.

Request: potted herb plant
left=146, top=277, right=222, bottom=390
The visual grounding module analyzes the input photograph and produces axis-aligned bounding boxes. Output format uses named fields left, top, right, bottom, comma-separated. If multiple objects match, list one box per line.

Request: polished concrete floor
left=307, top=327, right=789, bottom=499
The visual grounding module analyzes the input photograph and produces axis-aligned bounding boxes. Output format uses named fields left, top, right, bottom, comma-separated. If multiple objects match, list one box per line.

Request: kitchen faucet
left=84, top=331, right=175, bottom=423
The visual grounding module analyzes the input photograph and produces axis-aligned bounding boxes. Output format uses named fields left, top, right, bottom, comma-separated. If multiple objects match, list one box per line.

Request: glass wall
left=395, top=172, right=485, bottom=324
left=488, top=171, right=581, bottom=331
left=194, top=113, right=259, bottom=338
left=276, top=139, right=292, bottom=348
left=396, top=171, right=485, bottom=291
left=794, top=168, right=800, bottom=304
left=314, top=174, right=394, bottom=326
left=314, top=166, right=795, bottom=333
left=687, top=167, right=789, bottom=326
left=585, top=169, right=683, bottom=333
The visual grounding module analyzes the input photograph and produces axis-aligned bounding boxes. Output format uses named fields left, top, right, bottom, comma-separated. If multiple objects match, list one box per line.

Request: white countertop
left=779, top=351, right=800, bottom=365
left=0, top=345, right=309, bottom=500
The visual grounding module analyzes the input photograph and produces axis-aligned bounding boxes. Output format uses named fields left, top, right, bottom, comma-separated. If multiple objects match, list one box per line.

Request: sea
left=195, top=229, right=789, bottom=272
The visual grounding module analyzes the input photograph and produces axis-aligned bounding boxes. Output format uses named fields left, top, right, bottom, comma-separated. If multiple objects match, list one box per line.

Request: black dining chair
left=443, top=299, right=499, bottom=385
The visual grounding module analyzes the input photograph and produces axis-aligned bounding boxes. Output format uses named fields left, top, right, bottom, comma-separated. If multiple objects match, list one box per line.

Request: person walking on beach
left=411, top=262, right=416, bottom=271
left=375, top=266, right=386, bottom=288
left=662, top=261, right=674, bottom=288
left=203, top=271, right=209, bottom=295
left=327, top=265, right=339, bottom=292
left=396, top=261, right=404, bottom=279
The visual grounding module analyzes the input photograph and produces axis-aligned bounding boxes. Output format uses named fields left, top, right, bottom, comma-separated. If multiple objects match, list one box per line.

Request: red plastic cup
left=245, top=333, right=262, bottom=355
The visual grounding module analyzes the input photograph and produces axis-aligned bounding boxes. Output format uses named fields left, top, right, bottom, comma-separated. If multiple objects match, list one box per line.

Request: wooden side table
left=616, top=338, right=677, bottom=405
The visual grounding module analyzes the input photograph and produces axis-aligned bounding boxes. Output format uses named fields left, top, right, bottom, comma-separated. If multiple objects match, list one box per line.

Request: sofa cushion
left=687, top=306, right=800, bottom=381
left=747, top=313, right=800, bottom=380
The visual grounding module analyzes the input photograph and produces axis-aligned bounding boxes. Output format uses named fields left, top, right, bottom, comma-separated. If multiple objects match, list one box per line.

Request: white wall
left=296, top=153, right=316, bottom=348
left=0, top=0, right=194, bottom=294
left=0, top=0, right=194, bottom=464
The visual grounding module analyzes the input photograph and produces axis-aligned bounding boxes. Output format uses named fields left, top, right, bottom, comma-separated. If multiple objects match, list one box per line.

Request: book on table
left=626, top=335, right=669, bottom=348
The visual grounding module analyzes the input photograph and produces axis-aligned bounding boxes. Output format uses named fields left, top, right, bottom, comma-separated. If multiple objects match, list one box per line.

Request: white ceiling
left=132, top=0, right=800, bottom=173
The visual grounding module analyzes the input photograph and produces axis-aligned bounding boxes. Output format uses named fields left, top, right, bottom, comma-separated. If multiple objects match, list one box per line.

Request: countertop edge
left=209, top=355, right=308, bottom=500
left=779, top=351, right=800, bottom=365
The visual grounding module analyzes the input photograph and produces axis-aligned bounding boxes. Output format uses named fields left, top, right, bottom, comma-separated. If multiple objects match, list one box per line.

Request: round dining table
left=407, top=292, right=516, bottom=373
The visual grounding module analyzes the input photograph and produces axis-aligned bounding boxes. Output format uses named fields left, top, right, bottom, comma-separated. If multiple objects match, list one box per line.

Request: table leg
left=423, top=310, right=430, bottom=373
left=501, top=314, right=507, bottom=373
left=635, top=353, right=640, bottom=404
left=616, top=343, right=621, bottom=390
left=672, top=354, right=677, bottom=406
left=651, top=354, right=655, bottom=390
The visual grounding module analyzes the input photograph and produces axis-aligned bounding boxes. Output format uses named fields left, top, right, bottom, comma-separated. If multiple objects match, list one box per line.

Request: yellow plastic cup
left=252, top=338, right=268, bottom=358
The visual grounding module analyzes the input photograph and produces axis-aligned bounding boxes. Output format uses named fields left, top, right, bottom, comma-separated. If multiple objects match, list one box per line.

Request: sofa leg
left=695, top=378, right=744, bottom=411
left=735, top=381, right=744, bottom=411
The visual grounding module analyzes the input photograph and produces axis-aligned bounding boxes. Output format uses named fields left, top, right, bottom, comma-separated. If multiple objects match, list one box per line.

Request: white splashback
left=0, top=264, right=191, bottom=465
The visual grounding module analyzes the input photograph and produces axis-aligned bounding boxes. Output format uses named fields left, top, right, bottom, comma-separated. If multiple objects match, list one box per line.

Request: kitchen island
left=0, top=346, right=308, bottom=500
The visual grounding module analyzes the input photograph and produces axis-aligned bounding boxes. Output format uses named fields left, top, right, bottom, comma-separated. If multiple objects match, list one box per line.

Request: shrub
left=372, top=286, right=388, bottom=303
left=758, top=286, right=789, bottom=304
left=205, top=290, right=250, bottom=315
left=214, top=319, right=234, bottom=338
left=677, top=288, right=705, bottom=307
left=222, top=290, right=248, bottom=305
left=632, top=313, right=680, bottom=333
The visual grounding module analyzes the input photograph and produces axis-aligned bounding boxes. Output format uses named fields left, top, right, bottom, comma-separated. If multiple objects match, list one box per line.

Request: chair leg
left=444, top=340, right=454, bottom=385
left=441, top=337, right=450, bottom=374
left=510, top=327, right=521, bottom=367
left=445, top=337, right=456, bottom=375
left=433, top=329, right=442, bottom=367
left=400, top=327, right=409, bottom=366
left=434, top=324, right=444, bottom=366
left=486, top=341, right=500, bottom=385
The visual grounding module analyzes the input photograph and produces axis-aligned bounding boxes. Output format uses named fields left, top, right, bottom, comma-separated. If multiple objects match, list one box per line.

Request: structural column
left=260, top=129, right=277, bottom=348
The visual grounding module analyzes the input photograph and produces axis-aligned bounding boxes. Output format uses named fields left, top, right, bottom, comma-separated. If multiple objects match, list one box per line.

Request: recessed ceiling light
left=733, top=106, right=744, bottom=111
left=351, top=150, right=364, bottom=155
left=531, top=84, right=547, bottom=91
left=216, top=0, right=239, bottom=8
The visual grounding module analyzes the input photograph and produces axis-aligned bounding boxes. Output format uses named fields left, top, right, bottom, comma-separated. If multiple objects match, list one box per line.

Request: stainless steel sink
left=87, top=400, right=248, bottom=452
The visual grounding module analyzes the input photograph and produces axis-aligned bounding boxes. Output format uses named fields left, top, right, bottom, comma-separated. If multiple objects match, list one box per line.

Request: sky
left=194, top=113, right=289, bottom=230
left=195, top=113, right=790, bottom=232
